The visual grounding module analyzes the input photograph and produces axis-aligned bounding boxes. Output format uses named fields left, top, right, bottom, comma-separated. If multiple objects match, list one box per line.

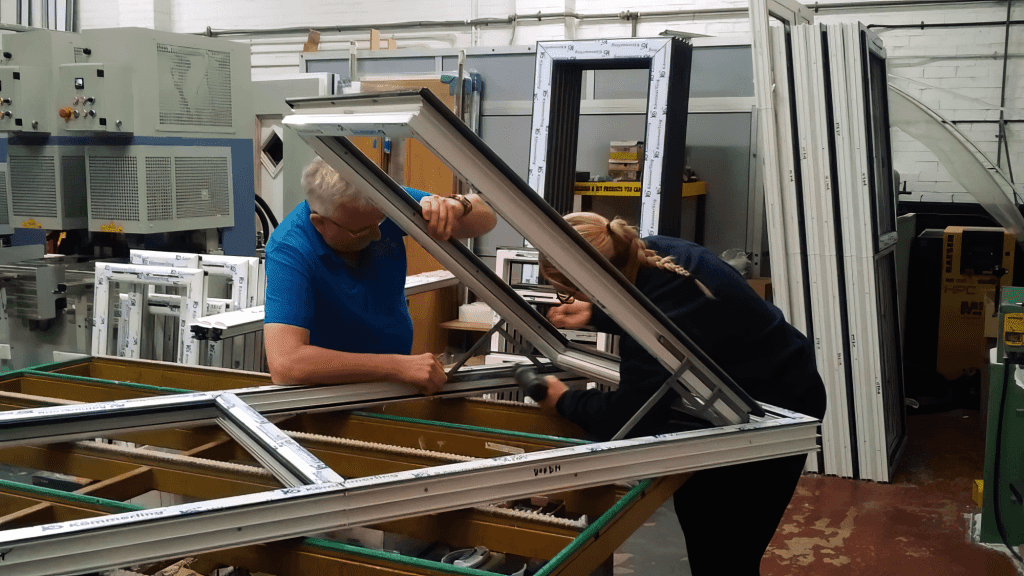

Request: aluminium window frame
left=0, top=392, right=818, bottom=576
left=282, top=89, right=764, bottom=425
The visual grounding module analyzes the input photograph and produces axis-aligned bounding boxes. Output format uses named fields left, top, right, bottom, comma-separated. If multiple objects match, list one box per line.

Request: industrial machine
left=981, top=286, right=1024, bottom=551
left=937, top=226, right=1015, bottom=381
left=0, top=27, right=253, bottom=251
left=0, top=27, right=262, bottom=373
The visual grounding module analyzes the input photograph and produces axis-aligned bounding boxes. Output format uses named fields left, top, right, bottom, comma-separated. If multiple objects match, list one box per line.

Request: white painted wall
left=46, top=0, right=1024, bottom=199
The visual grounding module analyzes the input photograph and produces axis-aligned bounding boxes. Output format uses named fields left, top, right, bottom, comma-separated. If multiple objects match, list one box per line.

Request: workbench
left=0, top=357, right=707, bottom=576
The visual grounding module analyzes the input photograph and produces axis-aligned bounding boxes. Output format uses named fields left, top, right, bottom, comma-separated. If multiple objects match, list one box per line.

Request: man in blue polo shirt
left=264, top=157, right=496, bottom=393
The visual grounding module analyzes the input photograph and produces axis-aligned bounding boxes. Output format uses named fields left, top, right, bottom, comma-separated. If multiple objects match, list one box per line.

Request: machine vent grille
left=61, top=155, right=88, bottom=219
left=157, top=44, right=232, bottom=128
left=89, top=156, right=140, bottom=222
left=145, top=157, right=173, bottom=221
left=175, top=157, right=230, bottom=219
left=10, top=155, right=58, bottom=218
left=0, top=171, right=10, bottom=225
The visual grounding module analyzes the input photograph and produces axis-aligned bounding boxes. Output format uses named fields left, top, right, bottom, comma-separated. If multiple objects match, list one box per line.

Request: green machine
left=982, top=285, right=1024, bottom=549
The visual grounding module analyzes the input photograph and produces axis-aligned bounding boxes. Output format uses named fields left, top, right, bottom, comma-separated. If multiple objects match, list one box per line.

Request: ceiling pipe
left=200, top=0, right=1009, bottom=38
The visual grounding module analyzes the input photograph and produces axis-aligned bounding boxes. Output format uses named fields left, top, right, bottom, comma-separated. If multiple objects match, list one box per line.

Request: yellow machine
left=936, top=226, right=1015, bottom=381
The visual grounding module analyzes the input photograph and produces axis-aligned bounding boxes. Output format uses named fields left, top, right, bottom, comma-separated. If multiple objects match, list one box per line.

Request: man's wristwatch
left=448, top=193, right=473, bottom=217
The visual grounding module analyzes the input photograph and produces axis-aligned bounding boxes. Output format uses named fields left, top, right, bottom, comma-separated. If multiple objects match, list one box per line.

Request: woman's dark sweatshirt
left=556, top=236, right=827, bottom=441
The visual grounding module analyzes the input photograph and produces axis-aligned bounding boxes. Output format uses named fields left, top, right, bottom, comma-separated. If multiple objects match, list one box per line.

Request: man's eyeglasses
left=311, top=210, right=385, bottom=238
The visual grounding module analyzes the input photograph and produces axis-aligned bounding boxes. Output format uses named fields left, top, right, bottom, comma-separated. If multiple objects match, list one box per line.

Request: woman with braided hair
left=536, top=212, right=826, bottom=576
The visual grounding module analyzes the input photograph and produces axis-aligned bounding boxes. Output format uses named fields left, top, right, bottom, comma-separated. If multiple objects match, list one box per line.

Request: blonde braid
left=559, top=213, right=714, bottom=299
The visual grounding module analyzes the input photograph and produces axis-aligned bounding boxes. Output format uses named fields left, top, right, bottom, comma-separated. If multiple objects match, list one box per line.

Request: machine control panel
left=57, top=63, right=134, bottom=134
left=1003, top=311, right=1024, bottom=360
left=0, top=66, right=49, bottom=133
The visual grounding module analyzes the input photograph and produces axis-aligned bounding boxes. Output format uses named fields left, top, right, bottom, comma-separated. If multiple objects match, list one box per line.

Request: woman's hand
left=538, top=376, right=568, bottom=414
left=547, top=300, right=593, bottom=330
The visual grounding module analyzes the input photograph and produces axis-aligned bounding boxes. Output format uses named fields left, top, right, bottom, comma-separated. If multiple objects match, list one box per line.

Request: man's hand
left=547, top=301, right=593, bottom=330
left=397, top=352, right=448, bottom=395
left=420, top=196, right=464, bottom=241
left=538, top=376, right=569, bottom=414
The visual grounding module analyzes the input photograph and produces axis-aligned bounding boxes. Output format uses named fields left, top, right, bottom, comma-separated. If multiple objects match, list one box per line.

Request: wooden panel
left=408, top=286, right=457, bottom=356
left=372, top=509, right=578, bottom=559
left=3, top=376, right=161, bottom=403
left=404, top=237, right=445, bottom=276
left=350, top=136, right=384, bottom=167
left=50, top=358, right=271, bottom=391
left=0, top=502, right=100, bottom=529
left=369, top=398, right=588, bottom=440
left=291, top=412, right=569, bottom=457
left=404, top=136, right=456, bottom=195
left=191, top=542, right=459, bottom=576
left=0, top=446, right=276, bottom=499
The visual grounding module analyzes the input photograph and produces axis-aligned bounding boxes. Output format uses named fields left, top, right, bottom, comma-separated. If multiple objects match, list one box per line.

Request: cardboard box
left=608, top=169, right=640, bottom=181
left=608, top=159, right=641, bottom=171
left=610, top=141, right=643, bottom=162
left=608, top=158, right=642, bottom=181
left=747, top=278, right=773, bottom=303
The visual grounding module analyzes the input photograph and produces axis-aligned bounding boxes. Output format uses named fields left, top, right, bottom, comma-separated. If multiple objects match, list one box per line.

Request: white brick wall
left=70, top=0, right=1022, bottom=202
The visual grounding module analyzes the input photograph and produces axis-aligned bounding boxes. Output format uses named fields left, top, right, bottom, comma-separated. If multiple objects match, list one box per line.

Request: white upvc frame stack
left=96, top=251, right=265, bottom=371
left=92, top=264, right=208, bottom=365
left=789, top=23, right=857, bottom=479
left=200, top=255, right=262, bottom=371
left=754, top=10, right=908, bottom=480
left=827, top=23, right=907, bottom=482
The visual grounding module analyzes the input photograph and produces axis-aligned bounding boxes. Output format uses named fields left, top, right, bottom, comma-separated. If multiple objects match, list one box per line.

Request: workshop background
left=0, top=0, right=1020, bottom=574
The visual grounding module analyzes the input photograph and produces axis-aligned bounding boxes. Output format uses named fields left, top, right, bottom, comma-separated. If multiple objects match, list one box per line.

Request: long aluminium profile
left=768, top=25, right=810, bottom=339
left=833, top=22, right=877, bottom=482
left=818, top=23, right=860, bottom=479
left=769, top=25, right=821, bottom=474
left=0, top=405, right=818, bottom=576
left=214, top=393, right=344, bottom=487
left=0, top=392, right=220, bottom=447
left=842, top=23, right=905, bottom=482
left=234, top=364, right=580, bottom=417
left=284, top=91, right=762, bottom=425
left=749, top=0, right=795, bottom=321
left=190, top=272, right=459, bottom=342
left=0, top=365, right=583, bottom=445
left=826, top=23, right=867, bottom=480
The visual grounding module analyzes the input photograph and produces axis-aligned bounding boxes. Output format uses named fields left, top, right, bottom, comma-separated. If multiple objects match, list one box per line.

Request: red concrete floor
left=762, top=409, right=1018, bottom=575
